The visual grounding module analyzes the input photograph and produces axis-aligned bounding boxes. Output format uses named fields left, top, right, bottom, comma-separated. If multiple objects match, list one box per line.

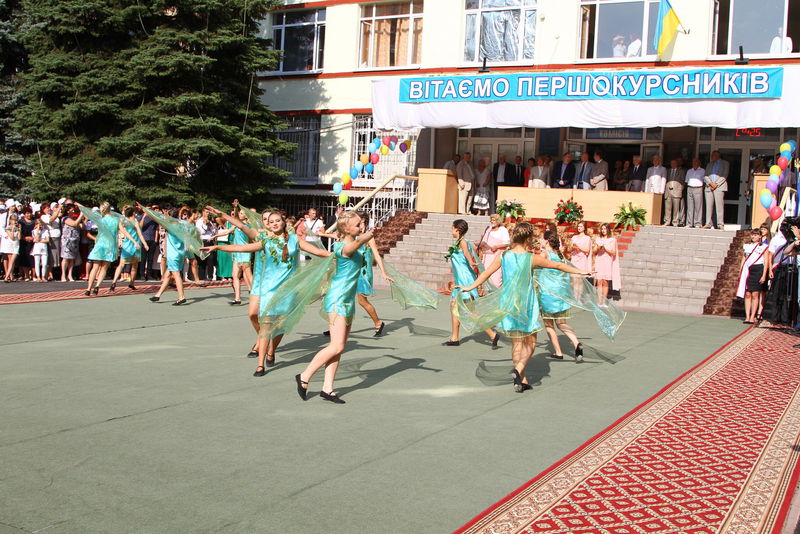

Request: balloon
left=338, top=192, right=349, bottom=205
left=390, top=135, right=398, bottom=144
left=765, top=180, right=778, bottom=194
left=770, top=165, right=782, bottom=175
left=365, top=162, right=374, bottom=174
left=343, top=181, right=352, bottom=190
left=359, top=153, right=369, bottom=165
left=370, top=153, right=380, bottom=164
left=768, top=174, right=781, bottom=183
left=770, top=205, right=783, bottom=220
left=781, top=150, right=792, bottom=160
left=778, top=156, right=789, bottom=170
left=789, top=140, right=797, bottom=151
left=333, top=183, right=343, bottom=195
left=780, top=143, right=792, bottom=153
left=381, top=136, right=391, bottom=146
left=354, top=161, right=364, bottom=172
left=760, top=190, right=774, bottom=209
left=372, top=137, right=381, bottom=146
left=369, top=142, right=378, bottom=154
left=399, top=142, right=408, bottom=153
left=342, top=175, right=351, bottom=185
left=389, top=141, right=396, bottom=151
left=380, top=144, right=389, bottom=155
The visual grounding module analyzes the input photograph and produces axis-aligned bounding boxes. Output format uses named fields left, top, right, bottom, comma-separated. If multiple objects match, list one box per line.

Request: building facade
left=260, top=0, right=800, bottom=225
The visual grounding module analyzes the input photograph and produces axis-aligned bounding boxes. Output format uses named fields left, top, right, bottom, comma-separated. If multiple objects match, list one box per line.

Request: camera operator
left=764, top=217, right=800, bottom=328
left=196, top=208, right=217, bottom=281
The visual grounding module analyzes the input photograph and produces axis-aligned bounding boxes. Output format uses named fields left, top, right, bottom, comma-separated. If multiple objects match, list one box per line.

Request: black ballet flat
left=172, top=298, right=186, bottom=306
left=575, top=343, right=584, bottom=363
left=229, top=300, right=241, bottom=306
left=549, top=354, right=564, bottom=360
left=295, top=374, right=309, bottom=401
left=442, top=340, right=460, bottom=346
left=109, top=282, right=116, bottom=292
left=491, top=334, right=500, bottom=349
left=247, top=345, right=258, bottom=358
left=266, top=355, right=276, bottom=368
left=323, top=330, right=331, bottom=337
left=373, top=322, right=385, bottom=337
left=128, top=284, right=137, bottom=291
left=512, top=369, right=523, bottom=393
left=149, top=296, right=160, bottom=302
left=521, top=383, right=533, bottom=392
left=253, top=366, right=266, bottom=377
left=84, top=290, right=91, bottom=296
left=92, top=287, right=99, bottom=296
left=320, top=391, right=345, bottom=404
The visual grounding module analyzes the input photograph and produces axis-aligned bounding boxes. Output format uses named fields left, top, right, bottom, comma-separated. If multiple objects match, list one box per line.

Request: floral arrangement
left=554, top=199, right=583, bottom=223
left=495, top=199, right=526, bottom=220
left=444, top=238, right=462, bottom=262
left=612, top=202, right=648, bottom=230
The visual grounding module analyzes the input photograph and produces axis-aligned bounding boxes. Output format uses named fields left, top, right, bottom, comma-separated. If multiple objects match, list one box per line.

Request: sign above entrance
left=586, top=128, right=644, bottom=140
left=398, top=68, right=783, bottom=103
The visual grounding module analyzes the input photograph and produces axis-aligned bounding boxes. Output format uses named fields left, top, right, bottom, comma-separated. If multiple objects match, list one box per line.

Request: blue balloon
left=760, top=191, right=774, bottom=209
left=781, top=150, right=792, bottom=160
left=369, top=142, right=378, bottom=154
left=389, top=141, right=396, bottom=151
left=333, top=183, right=343, bottom=194
left=354, top=161, right=364, bottom=172
left=349, top=167, right=358, bottom=179
left=365, top=162, right=374, bottom=174
left=768, top=175, right=781, bottom=184
left=372, top=137, right=381, bottom=146
left=789, top=140, right=797, bottom=151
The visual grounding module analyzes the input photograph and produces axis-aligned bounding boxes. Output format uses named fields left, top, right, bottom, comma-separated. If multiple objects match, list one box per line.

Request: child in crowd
left=31, top=218, right=50, bottom=282
left=2, top=213, right=20, bottom=282
left=737, top=228, right=769, bottom=324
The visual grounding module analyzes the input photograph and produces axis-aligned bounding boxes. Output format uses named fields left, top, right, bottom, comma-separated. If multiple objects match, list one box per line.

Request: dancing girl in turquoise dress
left=537, top=230, right=584, bottom=362
left=459, top=223, right=590, bottom=392
left=444, top=219, right=498, bottom=347
left=109, top=206, right=149, bottom=292
left=296, top=211, right=392, bottom=404
left=81, top=202, right=137, bottom=296
left=211, top=206, right=253, bottom=305
left=202, top=210, right=329, bottom=376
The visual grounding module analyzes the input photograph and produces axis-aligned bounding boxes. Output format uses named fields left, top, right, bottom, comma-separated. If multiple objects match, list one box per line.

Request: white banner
left=372, top=65, right=800, bottom=130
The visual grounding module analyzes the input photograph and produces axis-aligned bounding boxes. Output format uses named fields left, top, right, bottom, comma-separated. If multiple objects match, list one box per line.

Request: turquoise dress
left=323, top=241, right=364, bottom=322
left=255, top=234, right=299, bottom=317
left=88, top=215, right=119, bottom=262
left=498, top=251, right=542, bottom=336
left=449, top=240, right=479, bottom=300
left=357, top=246, right=374, bottom=296
left=165, top=232, right=186, bottom=272
left=120, top=219, right=141, bottom=261
left=536, top=250, right=572, bottom=319
left=232, top=227, right=251, bottom=264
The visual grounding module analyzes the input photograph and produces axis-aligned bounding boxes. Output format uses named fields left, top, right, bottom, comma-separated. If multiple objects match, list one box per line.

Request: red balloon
left=370, top=152, right=380, bottom=164
left=381, top=136, right=391, bottom=146
left=778, top=156, right=789, bottom=170
left=769, top=205, right=783, bottom=220
left=390, top=135, right=398, bottom=144
left=343, top=181, right=353, bottom=190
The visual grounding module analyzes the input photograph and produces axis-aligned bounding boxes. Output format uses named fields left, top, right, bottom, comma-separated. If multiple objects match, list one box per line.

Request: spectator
left=2, top=213, right=20, bottom=282
left=628, top=155, right=646, bottom=192
left=551, top=153, right=575, bottom=188
left=528, top=157, right=550, bottom=188
left=139, top=205, right=160, bottom=281
left=685, top=157, right=705, bottom=228
left=644, top=155, right=667, bottom=195
left=456, top=152, right=476, bottom=215
left=573, top=152, right=594, bottom=190
left=60, top=204, right=84, bottom=282
left=41, top=203, right=62, bottom=281
left=664, top=159, right=686, bottom=226
left=704, top=150, right=729, bottom=229
left=31, top=217, right=50, bottom=282
left=612, top=160, right=629, bottom=191
left=443, top=154, right=460, bottom=173
left=18, top=206, right=35, bottom=281
left=196, top=208, right=217, bottom=280
left=512, top=155, right=525, bottom=186
left=473, top=158, right=491, bottom=215
left=477, top=213, right=510, bottom=287
left=590, top=150, right=609, bottom=191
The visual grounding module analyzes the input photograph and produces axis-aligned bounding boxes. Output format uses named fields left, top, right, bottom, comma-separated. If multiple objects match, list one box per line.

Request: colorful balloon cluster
left=760, top=139, right=797, bottom=220
left=332, top=135, right=412, bottom=205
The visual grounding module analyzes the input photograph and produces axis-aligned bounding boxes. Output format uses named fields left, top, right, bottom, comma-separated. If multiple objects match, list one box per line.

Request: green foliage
left=612, top=202, right=648, bottom=230
left=16, top=0, right=293, bottom=206
left=554, top=198, right=583, bottom=223
left=495, top=198, right=526, bottom=220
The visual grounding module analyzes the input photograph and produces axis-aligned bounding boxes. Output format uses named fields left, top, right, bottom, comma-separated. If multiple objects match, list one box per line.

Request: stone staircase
left=618, top=226, right=739, bottom=315
left=377, top=213, right=491, bottom=290
left=703, top=230, right=750, bottom=317
left=373, top=211, right=427, bottom=256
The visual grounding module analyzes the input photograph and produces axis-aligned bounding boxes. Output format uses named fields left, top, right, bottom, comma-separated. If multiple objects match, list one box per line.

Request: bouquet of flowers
left=496, top=199, right=526, bottom=220
left=554, top=199, right=583, bottom=223
left=612, top=202, right=647, bottom=230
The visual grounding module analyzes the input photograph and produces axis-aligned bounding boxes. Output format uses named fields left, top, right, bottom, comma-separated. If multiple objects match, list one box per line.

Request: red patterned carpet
left=0, top=280, right=230, bottom=305
left=457, top=326, right=800, bottom=534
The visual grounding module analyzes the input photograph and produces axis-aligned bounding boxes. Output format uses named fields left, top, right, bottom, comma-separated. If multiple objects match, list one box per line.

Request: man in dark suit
left=492, top=155, right=514, bottom=200
left=551, top=153, right=575, bottom=188
left=511, top=155, right=525, bottom=186
left=627, top=154, right=646, bottom=192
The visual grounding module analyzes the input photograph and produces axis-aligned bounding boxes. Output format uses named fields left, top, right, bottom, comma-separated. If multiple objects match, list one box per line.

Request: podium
left=416, top=168, right=459, bottom=214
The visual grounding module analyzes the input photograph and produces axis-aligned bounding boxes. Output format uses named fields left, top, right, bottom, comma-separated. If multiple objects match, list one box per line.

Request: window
left=272, top=10, right=326, bottom=72
left=269, top=115, right=321, bottom=184
left=464, top=0, right=537, bottom=63
left=579, top=0, right=660, bottom=59
left=352, top=115, right=418, bottom=179
left=359, top=2, right=423, bottom=68
left=714, top=0, right=799, bottom=55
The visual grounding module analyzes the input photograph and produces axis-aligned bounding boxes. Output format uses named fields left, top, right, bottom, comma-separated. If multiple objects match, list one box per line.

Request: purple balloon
left=766, top=180, right=779, bottom=194
left=399, top=142, right=408, bottom=153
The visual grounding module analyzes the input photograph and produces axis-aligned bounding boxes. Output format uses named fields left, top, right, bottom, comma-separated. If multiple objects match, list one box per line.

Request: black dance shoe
left=320, top=391, right=345, bottom=404
left=549, top=354, right=564, bottom=360
left=521, top=383, right=533, bottom=392
left=149, top=296, right=160, bottom=302
left=128, top=284, right=137, bottom=291
left=229, top=300, right=241, bottom=306
left=374, top=322, right=385, bottom=337
left=442, top=340, right=460, bottom=346
left=266, top=355, right=276, bottom=368
left=172, top=298, right=186, bottom=306
left=84, top=290, right=91, bottom=296
left=295, top=374, right=308, bottom=401
left=253, top=366, right=266, bottom=377
left=491, top=334, right=500, bottom=349
left=247, top=345, right=258, bottom=358
left=512, top=369, right=523, bottom=393
left=92, top=287, right=99, bottom=295
left=575, top=343, right=584, bottom=363
left=109, top=282, right=116, bottom=292
left=323, top=330, right=331, bottom=337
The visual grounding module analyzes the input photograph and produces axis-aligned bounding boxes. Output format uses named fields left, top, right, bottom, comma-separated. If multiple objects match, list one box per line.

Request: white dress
left=1, top=226, right=20, bottom=254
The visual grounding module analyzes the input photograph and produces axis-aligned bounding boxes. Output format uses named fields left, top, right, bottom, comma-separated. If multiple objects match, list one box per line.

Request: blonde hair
left=99, top=202, right=111, bottom=216
left=336, top=211, right=361, bottom=236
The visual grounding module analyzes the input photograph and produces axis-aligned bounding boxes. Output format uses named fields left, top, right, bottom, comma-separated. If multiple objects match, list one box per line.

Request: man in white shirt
left=644, top=155, right=667, bottom=195
left=589, top=150, right=609, bottom=191
left=196, top=208, right=216, bottom=280
left=704, top=151, right=730, bottom=229
left=685, top=157, right=706, bottom=228
left=443, top=154, right=460, bottom=173
left=456, top=152, right=476, bottom=215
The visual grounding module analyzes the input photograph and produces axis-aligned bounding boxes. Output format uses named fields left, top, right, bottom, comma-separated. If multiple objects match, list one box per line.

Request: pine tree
left=0, top=0, right=33, bottom=199
left=16, top=0, right=293, bottom=206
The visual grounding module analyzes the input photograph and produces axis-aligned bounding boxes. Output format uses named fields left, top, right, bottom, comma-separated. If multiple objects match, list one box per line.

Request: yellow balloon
left=342, top=175, right=351, bottom=185
left=359, top=153, right=369, bottom=165
left=780, top=143, right=792, bottom=153
left=338, top=192, right=349, bottom=205
left=380, top=144, right=389, bottom=155
left=770, top=165, right=782, bottom=175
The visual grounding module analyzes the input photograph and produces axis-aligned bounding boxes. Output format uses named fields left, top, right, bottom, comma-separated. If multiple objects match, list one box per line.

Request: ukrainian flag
left=653, top=0, right=682, bottom=58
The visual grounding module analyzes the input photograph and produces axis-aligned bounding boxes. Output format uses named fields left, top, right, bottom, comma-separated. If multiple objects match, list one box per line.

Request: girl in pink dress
left=570, top=221, right=592, bottom=297
left=593, top=223, right=621, bottom=306
left=477, top=214, right=510, bottom=287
